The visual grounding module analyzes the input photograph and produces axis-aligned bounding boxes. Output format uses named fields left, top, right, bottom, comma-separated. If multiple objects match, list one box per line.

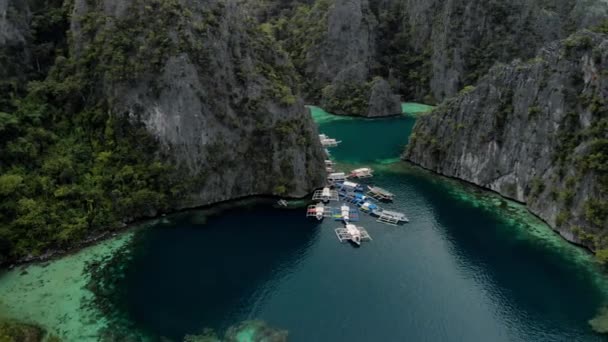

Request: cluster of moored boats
left=305, top=134, right=409, bottom=246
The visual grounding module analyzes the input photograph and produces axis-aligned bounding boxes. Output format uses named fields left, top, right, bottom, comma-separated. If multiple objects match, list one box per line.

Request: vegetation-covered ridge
left=0, top=0, right=192, bottom=264
left=405, top=28, right=608, bottom=264
left=254, top=0, right=608, bottom=114
left=0, top=0, right=325, bottom=265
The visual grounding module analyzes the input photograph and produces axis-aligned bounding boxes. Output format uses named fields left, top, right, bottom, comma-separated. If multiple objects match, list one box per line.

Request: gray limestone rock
left=405, top=31, right=608, bottom=248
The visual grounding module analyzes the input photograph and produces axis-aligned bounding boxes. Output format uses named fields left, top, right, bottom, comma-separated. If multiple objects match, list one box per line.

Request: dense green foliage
left=320, top=81, right=372, bottom=116
left=369, top=1, right=433, bottom=103
left=0, top=0, right=207, bottom=264
left=0, top=0, right=70, bottom=113
left=269, top=0, right=331, bottom=101
left=0, top=0, right=312, bottom=264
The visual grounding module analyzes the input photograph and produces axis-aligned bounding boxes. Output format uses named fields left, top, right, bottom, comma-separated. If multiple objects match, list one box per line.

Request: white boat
left=341, top=204, right=351, bottom=221
left=328, top=172, right=347, bottom=183
left=315, top=203, right=325, bottom=221
left=321, top=187, right=331, bottom=202
left=366, top=185, right=395, bottom=201
left=350, top=168, right=374, bottom=179
left=319, top=134, right=341, bottom=147
left=345, top=224, right=362, bottom=246
left=339, top=181, right=363, bottom=193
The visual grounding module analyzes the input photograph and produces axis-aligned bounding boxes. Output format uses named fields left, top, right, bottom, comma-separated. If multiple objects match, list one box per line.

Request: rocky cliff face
left=0, top=0, right=31, bottom=111
left=273, top=0, right=402, bottom=116
left=69, top=0, right=326, bottom=207
left=0, top=0, right=69, bottom=111
left=0, top=0, right=325, bottom=263
left=271, top=0, right=608, bottom=111
left=424, top=0, right=608, bottom=100
left=405, top=30, right=608, bottom=249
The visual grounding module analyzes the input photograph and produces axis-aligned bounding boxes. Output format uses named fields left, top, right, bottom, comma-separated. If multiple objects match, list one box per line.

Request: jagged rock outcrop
left=0, top=0, right=325, bottom=263
left=405, top=30, right=608, bottom=249
left=0, top=0, right=29, bottom=44
left=275, top=0, right=401, bottom=116
left=366, top=77, right=402, bottom=117
left=69, top=0, right=326, bottom=206
left=424, top=0, right=608, bottom=100
left=272, top=0, right=608, bottom=108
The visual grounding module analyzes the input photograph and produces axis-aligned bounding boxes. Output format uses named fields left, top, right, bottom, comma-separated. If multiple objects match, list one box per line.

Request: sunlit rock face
left=69, top=0, right=326, bottom=206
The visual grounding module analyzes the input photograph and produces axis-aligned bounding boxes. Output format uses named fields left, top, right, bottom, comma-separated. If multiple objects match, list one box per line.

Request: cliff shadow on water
left=380, top=165, right=608, bottom=334
left=87, top=202, right=322, bottom=341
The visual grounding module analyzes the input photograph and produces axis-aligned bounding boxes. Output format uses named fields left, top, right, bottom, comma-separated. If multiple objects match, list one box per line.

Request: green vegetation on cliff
left=0, top=0, right=308, bottom=264
left=0, top=0, right=193, bottom=264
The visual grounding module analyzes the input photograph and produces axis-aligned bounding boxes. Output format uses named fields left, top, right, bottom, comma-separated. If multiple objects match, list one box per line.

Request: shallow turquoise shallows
left=103, top=106, right=608, bottom=341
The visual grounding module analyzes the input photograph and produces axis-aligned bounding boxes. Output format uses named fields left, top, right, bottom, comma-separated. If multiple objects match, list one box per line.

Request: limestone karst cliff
left=69, top=0, right=326, bottom=206
left=268, top=0, right=608, bottom=114
left=0, top=0, right=325, bottom=263
left=405, top=30, right=608, bottom=251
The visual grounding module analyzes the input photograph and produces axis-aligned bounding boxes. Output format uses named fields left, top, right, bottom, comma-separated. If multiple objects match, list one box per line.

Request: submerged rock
left=182, top=321, right=287, bottom=342
left=224, top=320, right=288, bottom=342
left=0, top=319, right=54, bottom=342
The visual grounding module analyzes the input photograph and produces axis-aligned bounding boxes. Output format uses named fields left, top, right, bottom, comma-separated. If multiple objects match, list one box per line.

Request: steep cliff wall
left=405, top=30, right=608, bottom=252
left=273, top=0, right=402, bottom=116
left=271, top=0, right=608, bottom=108
left=70, top=0, right=325, bottom=206
left=0, top=0, right=325, bottom=263
left=424, top=0, right=608, bottom=100
left=0, top=0, right=69, bottom=111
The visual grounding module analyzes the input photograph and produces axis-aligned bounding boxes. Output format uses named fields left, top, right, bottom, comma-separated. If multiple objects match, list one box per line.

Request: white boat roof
left=330, top=172, right=346, bottom=177
left=353, top=168, right=371, bottom=172
left=346, top=224, right=360, bottom=235
left=342, top=181, right=359, bottom=187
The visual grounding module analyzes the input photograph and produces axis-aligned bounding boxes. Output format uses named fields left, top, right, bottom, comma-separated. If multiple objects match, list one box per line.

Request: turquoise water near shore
left=1, top=104, right=607, bottom=341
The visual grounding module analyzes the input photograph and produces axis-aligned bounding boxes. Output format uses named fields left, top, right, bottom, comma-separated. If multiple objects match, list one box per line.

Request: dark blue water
left=111, top=111, right=608, bottom=341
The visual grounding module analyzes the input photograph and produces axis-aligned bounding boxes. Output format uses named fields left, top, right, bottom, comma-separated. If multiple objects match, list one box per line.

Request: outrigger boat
left=319, top=134, right=341, bottom=147
left=306, top=202, right=332, bottom=220
left=359, top=201, right=379, bottom=213
left=335, top=224, right=372, bottom=246
left=341, top=204, right=351, bottom=221
left=312, top=187, right=339, bottom=203
left=366, top=185, right=395, bottom=201
left=315, top=203, right=325, bottom=220
left=328, top=172, right=347, bottom=184
left=346, top=224, right=361, bottom=245
left=349, top=168, right=373, bottom=179
left=332, top=204, right=360, bottom=222
left=338, top=180, right=364, bottom=194
left=325, top=160, right=335, bottom=172
left=371, top=208, right=409, bottom=225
